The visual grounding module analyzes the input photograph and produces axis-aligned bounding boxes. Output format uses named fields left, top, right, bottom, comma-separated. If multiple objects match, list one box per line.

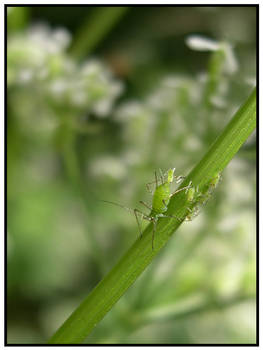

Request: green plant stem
left=69, top=7, right=129, bottom=59
left=48, top=88, right=256, bottom=344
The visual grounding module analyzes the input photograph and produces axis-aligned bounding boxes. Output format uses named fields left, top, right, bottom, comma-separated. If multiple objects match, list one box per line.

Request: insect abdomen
left=151, top=183, right=170, bottom=215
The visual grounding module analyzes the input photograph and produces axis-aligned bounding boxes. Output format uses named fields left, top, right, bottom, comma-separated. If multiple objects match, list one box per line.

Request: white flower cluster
left=115, top=35, right=238, bottom=128
left=112, top=35, right=243, bottom=172
left=186, top=35, right=238, bottom=74
left=114, top=75, right=201, bottom=151
left=8, top=24, right=123, bottom=117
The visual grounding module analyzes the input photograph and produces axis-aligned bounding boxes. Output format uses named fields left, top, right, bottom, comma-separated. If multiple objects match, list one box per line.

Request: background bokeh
left=7, top=6, right=257, bottom=344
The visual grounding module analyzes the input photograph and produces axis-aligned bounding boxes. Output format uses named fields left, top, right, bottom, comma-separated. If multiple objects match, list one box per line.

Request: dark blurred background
left=7, top=6, right=256, bottom=344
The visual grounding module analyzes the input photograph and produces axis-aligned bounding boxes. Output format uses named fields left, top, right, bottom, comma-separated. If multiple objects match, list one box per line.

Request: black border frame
left=4, top=3, right=259, bottom=346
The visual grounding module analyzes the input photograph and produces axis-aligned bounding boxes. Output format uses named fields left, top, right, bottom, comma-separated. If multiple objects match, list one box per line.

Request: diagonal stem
left=48, top=88, right=256, bottom=344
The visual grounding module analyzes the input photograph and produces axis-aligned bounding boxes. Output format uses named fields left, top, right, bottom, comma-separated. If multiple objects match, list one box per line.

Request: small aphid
left=185, top=181, right=203, bottom=204
left=103, top=168, right=191, bottom=250
left=185, top=205, right=200, bottom=221
left=201, top=172, right=222, bottom=203
left=209, top=172, right=222, bottom=191
left=184, top=172, right=222, bottom=221
left=185, top=181, right=196, bottom=202
left=184, top=182, right=202, bottom=221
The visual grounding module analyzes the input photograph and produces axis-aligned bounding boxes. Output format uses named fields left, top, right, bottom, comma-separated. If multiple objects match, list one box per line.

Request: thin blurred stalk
left=56, top=115, right=106, bottom=274
left=48, top=88, right=256, bottom=344
left=7, top=6, right=30, bottom=32
left=202, top=48, right=226, bottom=144
left=136, top=294, right=255, bottom=325
left=99, top=293, right=255, bottom=343
left=55, top=8, right=130, bottom=274
left=203, top=49, right=225, bottom=109
left=69, top=7, right=129, bottom=59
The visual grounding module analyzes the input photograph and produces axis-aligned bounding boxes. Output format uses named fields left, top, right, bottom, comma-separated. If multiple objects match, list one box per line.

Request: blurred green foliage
left=7, top=6, right=256, bottom=344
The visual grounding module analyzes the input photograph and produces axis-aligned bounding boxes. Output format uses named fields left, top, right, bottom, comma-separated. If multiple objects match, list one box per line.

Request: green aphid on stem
left=102, top=170, right=222, bottom=248
left=209, top=172, right=222, bottom=190
left=185, top=182, right=198, bottom=203
left=102, top=168, right=191, bottom=250
left=184, top=172, right=222, bottom=221
left=185, top=205, right=201, bottom=221
left=199, top=172, right=222, bottom=205
left=184, top=182, right=202, bottom=221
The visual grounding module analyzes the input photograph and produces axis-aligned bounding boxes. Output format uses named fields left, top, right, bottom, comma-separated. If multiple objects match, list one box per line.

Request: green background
left=7, top=6, right=256, bottom=344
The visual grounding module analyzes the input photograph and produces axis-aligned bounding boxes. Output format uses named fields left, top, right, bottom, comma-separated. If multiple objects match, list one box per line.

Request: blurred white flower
left=221, top=42, right=238, bottom=74
left=90, top=156, right=127, bottom=180
left=210, top=95, right=227, bottom=108
left=186, top=35, right=220, bottom=51
left=8, top=24, right=123, bottom=119
left=115, top=101, right=148, bottom=121
left=49, top=78, right=67, bottom=96
left=186, top=35, right=238, bottom=74
left=245, top=77, right=256, bottom=86
left=93, top=99, right=113, bottom=117
left=28, top=23, right=71, bottom=54
left=17, top=68, right=33, bottom=83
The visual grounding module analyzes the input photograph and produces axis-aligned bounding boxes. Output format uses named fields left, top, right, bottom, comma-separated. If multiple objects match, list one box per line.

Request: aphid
left=184, top=182, right=202, bottom=221
left=102, top=168, right=191, bottom=250
left=184, top=172, right=222, bottom=220
left=185, top=181, right=196, bottom=202
left=185, top=205, right=200, bottom=221
left=185, top=181, right=204, bottom=205
left=199, top=172, right=222, bottom=205
left=146, top=168, right=185, bottom=194
left=209, top=172, right=222, bottom=191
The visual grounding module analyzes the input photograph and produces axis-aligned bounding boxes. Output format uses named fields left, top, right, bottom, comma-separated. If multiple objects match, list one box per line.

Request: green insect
left=184, top=181, right=202, bottom=221
left=185, top=181, right=196, bottom=202
left=103, top=168, right=191, bottom=250
left=184, top=172, right=222, bottom=220
left=209, top=172, right=222, bottom=190
left=185, top=205, right=201, bottom=221
left=198, top=172, right=222, bottom=205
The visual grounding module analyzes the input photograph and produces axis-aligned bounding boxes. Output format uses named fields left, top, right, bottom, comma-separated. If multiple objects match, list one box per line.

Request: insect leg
left=185, top=206, right=200, bottom=221
left=137, top=215, right=156, bottom=250
left=167, top=214, right=183, bottom=222
left=135, top=212, right=156, bottom=248
left=155, top=171, right=158, bottom=189
left=159, top=168, right=164, bottom=184
left=100, top=200, right=134, bottom=212
left=162, top=199, right=168, bottom=211
left=146, top=182, right=154, bottom=194
left=174, top=175, right=186, bottom=184
left=169, top=182, right=192, bottom=198
left=159, top=213, right=183, bottom=222
left=139, top=200, right=152, bottom=210
left=134, top=208, right=150, bottom=238
left=146, top=178, right=160, bottom=193
left=134, top=209, right=143, bottom=238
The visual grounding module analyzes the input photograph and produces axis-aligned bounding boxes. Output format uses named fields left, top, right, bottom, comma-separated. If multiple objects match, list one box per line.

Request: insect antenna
left=159, top=168, right=164, bottom=184
left=100, top=200, right=134, bottom=213
left=101, top=200, right=148, bottom=239
left=155, top=171, right=158, bottom=188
